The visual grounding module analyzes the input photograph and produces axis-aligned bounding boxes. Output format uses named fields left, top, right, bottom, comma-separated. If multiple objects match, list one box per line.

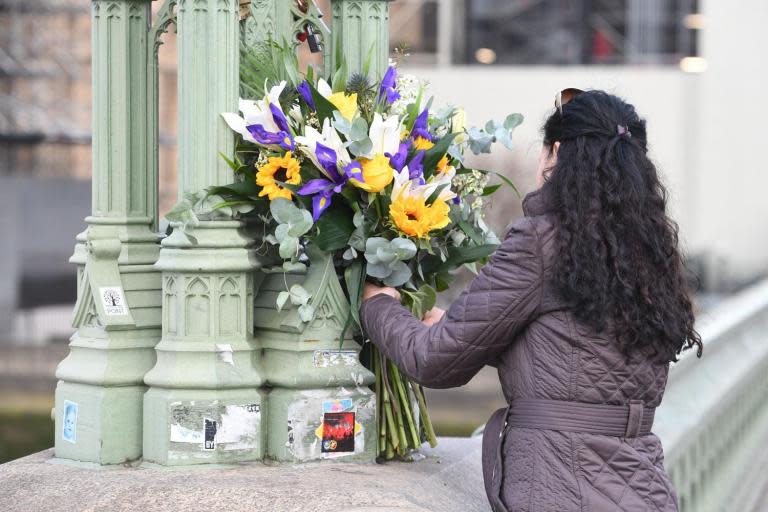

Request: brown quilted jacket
left=360, top=189, right=678, bottom=511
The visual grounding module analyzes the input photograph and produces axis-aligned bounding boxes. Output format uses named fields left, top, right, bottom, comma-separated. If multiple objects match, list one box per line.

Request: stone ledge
left=0, top=437, right=490, bottom=512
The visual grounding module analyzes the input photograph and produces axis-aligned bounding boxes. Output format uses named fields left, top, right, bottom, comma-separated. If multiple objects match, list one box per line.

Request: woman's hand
left=422, top=307, right=446, bottom=326
left=363, top=282, right=401, bottom=302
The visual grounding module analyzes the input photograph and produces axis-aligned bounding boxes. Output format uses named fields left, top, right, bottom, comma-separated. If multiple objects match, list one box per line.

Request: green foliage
left=314, top=202, right=355, bottom=251
left=365, top=237, right=417, bottom=287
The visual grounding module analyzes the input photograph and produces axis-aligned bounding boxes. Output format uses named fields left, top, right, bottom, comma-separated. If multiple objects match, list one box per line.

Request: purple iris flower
left=269, top=103, right=291, bottom=134
left=379, top=66, right=400, bottom=104
left=314, top=143, right=342, bottom=182
left=297, top=81, right=315, bottom=111
left=297, top=146, right=362, bottom=221
left=386, top=141, right=411, bottom=172
left=407, top=151, right=425, bottom=183
left=246, top=124, right=295, bottom=151
left=343, top=161, right=364, bottom=183
left=412, top=108, right=433, bottom=142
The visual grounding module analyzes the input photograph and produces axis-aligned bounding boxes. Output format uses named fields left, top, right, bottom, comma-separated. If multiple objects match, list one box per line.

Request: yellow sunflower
left=389, top=195, right=451, bottom=239
left=350, top=154, right=395, bottom=193
left=256, top=152, right=302, bottom=201
left=413, top=136, right=435, bottom=151
left=437, top=155, right=450, bottom=174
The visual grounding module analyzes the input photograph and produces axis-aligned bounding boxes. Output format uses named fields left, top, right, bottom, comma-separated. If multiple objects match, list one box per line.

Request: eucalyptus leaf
left=276, top=291, right=290, bottom=312
left=298, top=303, right=316, bottom=323
left=390, top=238, right=417, bottom=260
left=289, top=284, right=311, bottom=306
left=383, top=260, right=412, bottom=287
left=279, top=236, right=299, bottom=259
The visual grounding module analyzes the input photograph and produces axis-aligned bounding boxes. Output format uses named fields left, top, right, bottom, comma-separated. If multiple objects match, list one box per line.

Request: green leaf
left=504, top=113, right=524, bottom=131
left=488, top=170, right=521, bottom=198
left=279, top=236, right=299, bottom=259
left=482, top=184, right=502, bottom=196
left=421, top=244, right=499, bottom=275
left=403, top=284, right=437, bottom=320
left=390, top=238, right=417, bottom=260
left=383, top=260, right=412, bottom=287
left=332, top=57, right=348, bottom=94
left=423, top=132, right=458, bottom=173
left=458, top=220, right=484, bottom=245
left=307, top=81, right=339, bottom=123
left=350, top=117, right=369, bottom=141
left=425, top=183, right=449, bottom=205
left=290, top=284, right=311, bottom=306
left=276, top=291, right=290, bottom=312
left=314, top=202, right=355, bottom=251
left=298, top=303, right=315, bottom=323
left=208, top=180, right=261, bottom=199
left=344, top=260, right=365, bottom=331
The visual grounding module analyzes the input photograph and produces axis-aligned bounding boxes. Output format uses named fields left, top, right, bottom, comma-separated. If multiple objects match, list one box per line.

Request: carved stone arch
left=185, top=276, right=211, bottom=336
left=218, top=275, right=241, bottom=336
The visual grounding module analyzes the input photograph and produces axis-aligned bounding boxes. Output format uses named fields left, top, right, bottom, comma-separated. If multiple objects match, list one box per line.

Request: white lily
left=221, top=81, right=290, bottom=145
left=295, top=118, right=351, bottom=177
left=363, top=113, right=401, bottom=159
left=391, top=164, right=456, bottom=204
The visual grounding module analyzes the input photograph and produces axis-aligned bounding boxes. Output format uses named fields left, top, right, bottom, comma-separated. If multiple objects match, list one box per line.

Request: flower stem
left=414, top=383, right=437, bottom=448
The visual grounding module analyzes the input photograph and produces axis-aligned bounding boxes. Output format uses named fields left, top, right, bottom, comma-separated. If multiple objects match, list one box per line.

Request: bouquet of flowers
left=203, top=43, right=522, bottom=459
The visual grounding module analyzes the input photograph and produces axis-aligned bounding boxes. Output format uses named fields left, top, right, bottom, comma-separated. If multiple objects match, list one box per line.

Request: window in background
left=389, top=0, right=702, bottom=67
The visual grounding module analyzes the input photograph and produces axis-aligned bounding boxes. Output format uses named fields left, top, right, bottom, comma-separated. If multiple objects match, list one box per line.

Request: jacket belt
left=507, top=398, right=655, bottom=437
left=485, top=399, right=655, bottom=512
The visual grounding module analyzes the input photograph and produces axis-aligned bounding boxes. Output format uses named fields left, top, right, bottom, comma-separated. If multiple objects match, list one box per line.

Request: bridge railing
left=655, top=278, right=768, bottom=512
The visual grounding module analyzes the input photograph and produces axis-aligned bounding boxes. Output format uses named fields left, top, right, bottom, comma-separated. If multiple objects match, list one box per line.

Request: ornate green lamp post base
left=256, top=252, right=376, bottom=463
left=142, top=221, right=265, bottom=465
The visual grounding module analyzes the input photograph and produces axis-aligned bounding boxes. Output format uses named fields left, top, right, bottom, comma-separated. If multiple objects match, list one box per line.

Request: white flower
left=363, top=113, right=401, bottom=159
left=295, top=118, right=351, bottom=177
left=221, top=81, right=290, bottom=144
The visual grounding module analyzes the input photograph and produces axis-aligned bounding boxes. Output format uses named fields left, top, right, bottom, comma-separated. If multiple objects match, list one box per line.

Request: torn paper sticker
left=215, top=344, right=234, bottom=366
left=62, top=400, right=78, bottom=443
left=320, top=411, right=355, bottom=454
left=203, top=418, right=217, bottom=451
left=323, top=399, right=354, bottom=413
left=313, top=350, right=358, bottom=368
left=170, top=424, right=204, bottom=444
left=99, top=287, right=128, bottom=316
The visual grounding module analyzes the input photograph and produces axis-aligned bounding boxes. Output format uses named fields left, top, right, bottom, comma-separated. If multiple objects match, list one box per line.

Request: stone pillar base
left=54, top=382, right=145, bottom=464
left=143, top=388, right=265, bottom=466
left=266, top=387, right=376, bottom=463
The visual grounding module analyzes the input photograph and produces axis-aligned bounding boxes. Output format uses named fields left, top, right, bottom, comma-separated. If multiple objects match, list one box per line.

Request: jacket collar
left=522, top=187, right=553, bottom=217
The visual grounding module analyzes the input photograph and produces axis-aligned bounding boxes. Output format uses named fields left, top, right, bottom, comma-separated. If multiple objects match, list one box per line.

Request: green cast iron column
left=142, top=0, right=265, bottom=465
left=54, top=0, right=162, bottom=464
left=330, top=0, right=393, bottom=78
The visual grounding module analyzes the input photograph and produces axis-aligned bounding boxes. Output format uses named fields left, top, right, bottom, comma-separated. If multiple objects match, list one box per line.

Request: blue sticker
left=323, top=399, right=354, bottom=413
left=62, top=400, right=78, bottom=443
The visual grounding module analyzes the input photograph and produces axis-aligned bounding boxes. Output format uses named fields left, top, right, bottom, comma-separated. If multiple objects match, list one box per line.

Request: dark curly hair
left=541, top=90, right=702, bottom=362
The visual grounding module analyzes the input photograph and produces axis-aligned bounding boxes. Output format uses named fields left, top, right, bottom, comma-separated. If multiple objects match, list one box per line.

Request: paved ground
left=0, top=438, right=489, bottom=512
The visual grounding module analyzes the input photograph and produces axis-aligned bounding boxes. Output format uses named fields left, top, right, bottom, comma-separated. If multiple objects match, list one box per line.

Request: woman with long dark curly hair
left=361, top=89, right=701, bottom=511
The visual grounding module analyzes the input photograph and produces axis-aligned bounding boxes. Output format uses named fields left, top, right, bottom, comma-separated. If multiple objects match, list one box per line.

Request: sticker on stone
left=312, top=350, right=358, bottom=368
left=204, top=418, right=217, bottom=450
left=62, top=400, right=78, bottom=443
left=99, top=286, right=128, bottom=316
left=321, top=411, right=355, bottom=454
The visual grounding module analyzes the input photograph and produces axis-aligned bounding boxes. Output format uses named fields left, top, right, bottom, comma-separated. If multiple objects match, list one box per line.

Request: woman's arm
left=360, top=217, right=544, bottom=388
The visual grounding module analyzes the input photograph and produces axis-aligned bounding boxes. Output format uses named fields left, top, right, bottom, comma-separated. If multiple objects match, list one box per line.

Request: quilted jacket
left=360, top=188, right=678, bottom=511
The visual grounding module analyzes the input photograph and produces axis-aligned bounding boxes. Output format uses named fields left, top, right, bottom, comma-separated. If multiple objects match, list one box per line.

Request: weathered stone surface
left=0, top=437, right=489, bottom=512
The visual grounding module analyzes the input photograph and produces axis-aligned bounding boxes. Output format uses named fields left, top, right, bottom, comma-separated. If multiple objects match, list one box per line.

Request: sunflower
left=256, top=152, right=302, bottom=200
left=437, top=155, right=450, bottom=174
left=389, top=195, right=451, bottom=239
left=412, top=136, right=435, bottom=151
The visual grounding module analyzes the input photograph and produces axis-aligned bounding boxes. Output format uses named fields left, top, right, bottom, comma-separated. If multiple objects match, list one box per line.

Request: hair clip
left=617, top=125, right=632, bottom=138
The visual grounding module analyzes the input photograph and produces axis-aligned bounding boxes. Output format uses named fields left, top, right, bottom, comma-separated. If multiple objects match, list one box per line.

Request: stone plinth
left=0, top=438, right=489, bottom=512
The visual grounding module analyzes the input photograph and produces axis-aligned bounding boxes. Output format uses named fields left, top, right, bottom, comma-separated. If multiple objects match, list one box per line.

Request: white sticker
left=62, top=400, right=78, bottom=443
left=99, top=287, right=128, bottom=316
left=215, top=344, right=235, bottom=366
left=313, top=350, right=358, bottom=368
left=170, top=424, right=204, bottom=444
